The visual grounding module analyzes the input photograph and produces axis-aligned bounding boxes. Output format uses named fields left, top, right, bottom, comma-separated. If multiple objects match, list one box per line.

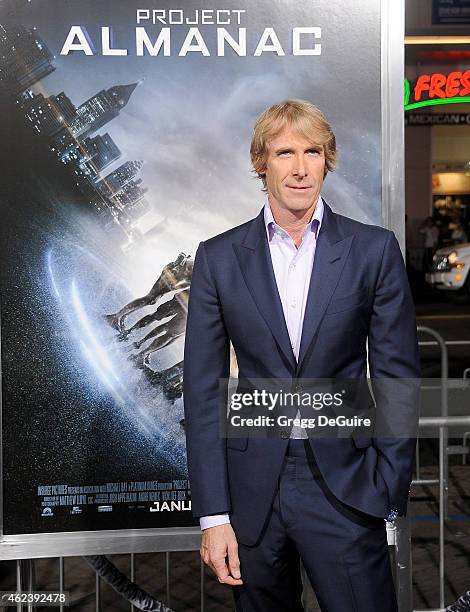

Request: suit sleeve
left=183, top=241, right=231, bottom=518
left=368, top=231, right=421, bottom=516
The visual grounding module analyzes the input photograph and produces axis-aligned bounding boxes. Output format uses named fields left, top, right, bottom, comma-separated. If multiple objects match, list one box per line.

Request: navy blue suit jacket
left=183, top=202, right=420, bottom=546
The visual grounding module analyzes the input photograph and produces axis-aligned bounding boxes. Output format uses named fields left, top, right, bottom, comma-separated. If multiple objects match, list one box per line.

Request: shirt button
left=290, top=299, right=297, bottom=308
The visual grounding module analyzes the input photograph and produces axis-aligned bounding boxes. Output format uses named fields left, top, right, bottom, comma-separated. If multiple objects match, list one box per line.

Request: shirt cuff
left=199, top=514, right=230, bottom=531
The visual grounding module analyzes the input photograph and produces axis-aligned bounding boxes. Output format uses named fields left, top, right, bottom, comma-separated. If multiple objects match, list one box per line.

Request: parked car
left=426, top=243, right=470, bottom=303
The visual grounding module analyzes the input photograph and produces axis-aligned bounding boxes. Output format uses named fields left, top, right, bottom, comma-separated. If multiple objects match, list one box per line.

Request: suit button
left=280, top=429, right=290, bottom=439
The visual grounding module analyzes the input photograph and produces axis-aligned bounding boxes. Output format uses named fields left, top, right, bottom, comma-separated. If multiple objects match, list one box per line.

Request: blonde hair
left=250, top=100, right=337, bottom=188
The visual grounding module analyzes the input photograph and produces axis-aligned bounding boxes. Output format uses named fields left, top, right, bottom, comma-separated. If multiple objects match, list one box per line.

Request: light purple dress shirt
left=199, top=197, right=324, bottom=530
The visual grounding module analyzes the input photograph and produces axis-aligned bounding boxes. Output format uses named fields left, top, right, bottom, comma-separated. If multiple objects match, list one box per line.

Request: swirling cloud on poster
left=59, top=9, right=322, bottom=57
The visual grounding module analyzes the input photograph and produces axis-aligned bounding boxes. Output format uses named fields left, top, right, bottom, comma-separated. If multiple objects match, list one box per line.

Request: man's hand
left=200, top=523, right=243, bottom=586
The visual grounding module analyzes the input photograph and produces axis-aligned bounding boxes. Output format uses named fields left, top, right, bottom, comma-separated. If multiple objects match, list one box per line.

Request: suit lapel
left=297, top=203, right=353, bottom=372
left=233, top=210, right=297, bottom=372
left=232, top=203, right=354, bottom=374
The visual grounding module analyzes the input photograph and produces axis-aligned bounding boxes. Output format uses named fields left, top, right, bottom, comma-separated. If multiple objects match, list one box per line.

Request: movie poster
left=0, top=0, right=382, bottom=535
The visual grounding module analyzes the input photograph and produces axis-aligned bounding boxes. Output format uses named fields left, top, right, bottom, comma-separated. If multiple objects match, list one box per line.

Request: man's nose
left=293, top=155, right=307, bottom=178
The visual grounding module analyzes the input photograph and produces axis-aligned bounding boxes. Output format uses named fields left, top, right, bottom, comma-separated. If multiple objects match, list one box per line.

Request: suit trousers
left=233, top=440, right=399, bottom=612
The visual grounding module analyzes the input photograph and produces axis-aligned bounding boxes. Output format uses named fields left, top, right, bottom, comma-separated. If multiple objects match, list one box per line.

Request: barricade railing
left=393, top=326, right=470, bottom=612
left=13, top=553, right=206, bottom=611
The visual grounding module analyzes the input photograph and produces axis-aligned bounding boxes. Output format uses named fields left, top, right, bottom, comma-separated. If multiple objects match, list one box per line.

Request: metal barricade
left=14, top=553, right=208, bottom=612
left=414, top=326, right=448, bottom=612
left=392, top=326, right=470, bottom=612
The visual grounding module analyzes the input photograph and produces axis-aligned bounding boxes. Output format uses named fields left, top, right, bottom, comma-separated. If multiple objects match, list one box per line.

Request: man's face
left=264, top=128, right=326, bottom=214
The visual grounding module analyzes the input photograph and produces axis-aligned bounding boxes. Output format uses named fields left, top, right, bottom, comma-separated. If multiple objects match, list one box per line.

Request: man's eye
left=278, top=150, right=291, bottom=156
left=307, top=149, right=321, bottom=155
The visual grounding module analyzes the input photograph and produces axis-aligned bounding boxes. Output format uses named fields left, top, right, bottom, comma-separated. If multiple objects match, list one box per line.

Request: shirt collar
left=264, top=196, right=324, bottom=242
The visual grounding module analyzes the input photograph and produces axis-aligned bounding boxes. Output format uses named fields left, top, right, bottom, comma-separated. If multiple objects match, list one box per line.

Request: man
left=184, top=100, right=420, bottom=611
